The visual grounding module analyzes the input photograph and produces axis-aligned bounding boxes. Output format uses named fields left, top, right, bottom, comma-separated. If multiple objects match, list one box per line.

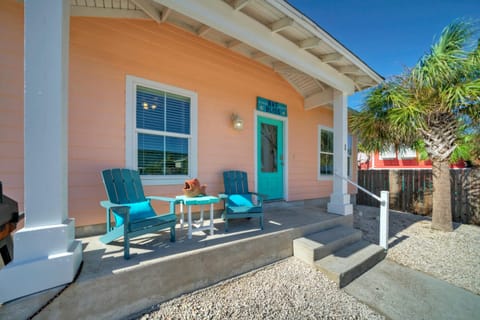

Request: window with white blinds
left=126, top=76, right=198, bottom=185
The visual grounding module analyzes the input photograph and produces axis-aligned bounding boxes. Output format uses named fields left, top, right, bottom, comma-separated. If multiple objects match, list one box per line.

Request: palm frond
left=351, top=19, right=480, bottom=162
left=412, top=20, right=475, bottom=90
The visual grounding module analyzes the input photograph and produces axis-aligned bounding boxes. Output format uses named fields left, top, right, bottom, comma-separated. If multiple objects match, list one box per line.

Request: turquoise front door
left=257, top=116, right=284, bottom=200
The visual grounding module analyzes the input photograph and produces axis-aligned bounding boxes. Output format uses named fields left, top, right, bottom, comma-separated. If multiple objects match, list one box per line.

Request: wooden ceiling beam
left=251, top=51, right=268, bottom=60
left=161, top=7, right=171, bottom=22
left=131, top=0, right=162, bottom=24
left=232, top=0, right=250, bottom=11
left=304, top=88, right=334, bottom=110
left=270, top=17, right=294, bottom=33
left=321, top=53, right=343, bottom=64
left=226, top=39, right=243, bottom=49
left=196, top=24, right=211, bottom=37
left=338, top=65, right=361, bottom=74
left=298, top=37, right=321, bottom=50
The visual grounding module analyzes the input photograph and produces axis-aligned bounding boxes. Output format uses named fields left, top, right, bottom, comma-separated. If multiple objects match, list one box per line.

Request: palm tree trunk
left=431, top=160, right=453, bottom=231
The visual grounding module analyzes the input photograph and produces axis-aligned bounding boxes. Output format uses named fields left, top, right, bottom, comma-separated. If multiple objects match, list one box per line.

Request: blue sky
left=288, top=0, right=480, bottom=109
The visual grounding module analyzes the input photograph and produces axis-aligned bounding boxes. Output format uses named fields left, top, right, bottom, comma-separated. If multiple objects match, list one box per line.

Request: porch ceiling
left=70, top=0, right=383, bottom=108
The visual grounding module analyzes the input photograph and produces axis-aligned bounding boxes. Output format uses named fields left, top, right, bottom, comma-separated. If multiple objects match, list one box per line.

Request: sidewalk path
left=345, top=259, right=480, bottom=320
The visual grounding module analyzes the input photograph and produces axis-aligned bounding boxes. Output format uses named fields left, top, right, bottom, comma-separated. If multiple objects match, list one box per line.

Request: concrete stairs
left=293, top=225, right=386, bottom=288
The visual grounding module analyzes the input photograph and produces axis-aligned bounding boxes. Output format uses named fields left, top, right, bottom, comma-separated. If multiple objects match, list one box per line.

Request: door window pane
left=261, top=123, right=277, bottom=173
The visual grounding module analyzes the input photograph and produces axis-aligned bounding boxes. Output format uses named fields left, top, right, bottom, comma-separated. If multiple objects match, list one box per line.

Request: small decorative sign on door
left=256, top=97, right=287, bottom=117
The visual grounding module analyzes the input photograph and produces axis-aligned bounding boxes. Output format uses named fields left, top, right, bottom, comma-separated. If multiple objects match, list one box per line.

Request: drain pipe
left=334, top=172, right=389, bottom=250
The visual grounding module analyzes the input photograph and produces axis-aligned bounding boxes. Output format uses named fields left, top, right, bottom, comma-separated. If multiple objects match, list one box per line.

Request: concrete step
left=314, top=240, right=386, bottom=288
left=293, top=225, right=362, bottom=264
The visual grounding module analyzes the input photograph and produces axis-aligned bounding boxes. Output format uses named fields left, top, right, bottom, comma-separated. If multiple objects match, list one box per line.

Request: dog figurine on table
left=183, top=178, right=207, bottom=197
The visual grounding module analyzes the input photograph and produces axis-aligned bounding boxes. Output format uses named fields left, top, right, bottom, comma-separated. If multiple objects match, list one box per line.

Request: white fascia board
left=264, top=0, right=383, bottom=85
left=153, top=0, right=355, bottom=93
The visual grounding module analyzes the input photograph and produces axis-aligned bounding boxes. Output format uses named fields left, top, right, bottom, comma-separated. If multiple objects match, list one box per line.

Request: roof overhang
left=70, top=0, right=383, bottom=109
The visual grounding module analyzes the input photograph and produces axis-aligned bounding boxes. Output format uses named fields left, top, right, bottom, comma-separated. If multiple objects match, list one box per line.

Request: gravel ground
left=355, top=206, right=480, bottom=295
left=131, top=207, right=480, bottom=319
left=133, top=257, right=384, bottom=320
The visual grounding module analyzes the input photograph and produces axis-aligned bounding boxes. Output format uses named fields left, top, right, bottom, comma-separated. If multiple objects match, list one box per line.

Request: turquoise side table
left=176, top=195, right=220, bottom=239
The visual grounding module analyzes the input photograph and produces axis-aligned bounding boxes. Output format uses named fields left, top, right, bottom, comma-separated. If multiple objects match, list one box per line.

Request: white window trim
left=379, top=145, right=396, bottom=160
left=318, top=126, right=334, bottom=180
left=317, top=126, right=353, bottom=180
left=126, top=75, right=198, bottom=185
left=398, top=147, right=417, bottom=159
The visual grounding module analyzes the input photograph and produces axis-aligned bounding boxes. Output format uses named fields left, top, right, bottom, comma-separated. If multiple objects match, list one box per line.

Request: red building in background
left=358, top=146, right=466, bottom=170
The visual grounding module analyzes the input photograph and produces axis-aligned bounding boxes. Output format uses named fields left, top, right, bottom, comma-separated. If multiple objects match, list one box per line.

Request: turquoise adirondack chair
left=99, top=168, right=177, bottom=259
left=221, top=170, right=264, bottom=232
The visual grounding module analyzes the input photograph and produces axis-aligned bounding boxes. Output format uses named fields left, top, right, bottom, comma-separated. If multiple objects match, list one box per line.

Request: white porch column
left=327, top=90, right=353, bottom=215
left=0, top=0, right=82, bottom=303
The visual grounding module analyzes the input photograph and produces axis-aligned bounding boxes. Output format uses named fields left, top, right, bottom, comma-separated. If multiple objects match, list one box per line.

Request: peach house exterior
left=0, top=0, right=382, bottom=302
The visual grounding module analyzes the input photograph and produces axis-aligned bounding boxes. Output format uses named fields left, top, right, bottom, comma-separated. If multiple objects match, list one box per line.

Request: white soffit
left=70, top=0, right=383, bottom=108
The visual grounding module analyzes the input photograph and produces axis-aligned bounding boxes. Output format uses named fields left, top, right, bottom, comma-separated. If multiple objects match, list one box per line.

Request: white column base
left=0, top=219, right=83, bottom=304
left=327, top=193, right=353, bottom=216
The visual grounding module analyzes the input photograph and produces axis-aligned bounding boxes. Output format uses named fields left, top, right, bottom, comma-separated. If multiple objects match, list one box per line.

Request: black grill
left=0, top=182, right=21, bottom=266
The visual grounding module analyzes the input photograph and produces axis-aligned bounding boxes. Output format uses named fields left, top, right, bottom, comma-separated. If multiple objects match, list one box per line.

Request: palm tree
left=350, top=20, right=480, bottom=232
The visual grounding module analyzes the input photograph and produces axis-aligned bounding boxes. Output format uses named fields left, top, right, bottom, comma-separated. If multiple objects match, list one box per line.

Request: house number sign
left=256, top=96, right=287, bottom=117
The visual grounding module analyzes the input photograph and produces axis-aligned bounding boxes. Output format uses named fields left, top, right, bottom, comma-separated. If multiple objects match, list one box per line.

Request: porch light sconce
left=231, top=113, right=244, bottom=130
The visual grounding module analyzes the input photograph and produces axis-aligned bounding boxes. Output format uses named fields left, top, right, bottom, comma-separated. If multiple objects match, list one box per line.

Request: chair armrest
left=146, top=196, right=180, bottom=213
left=100, top=201, right=130, bottom=216
left=100, top=200, right=114, bottom=209
left=100, top=201, right=130, bottom=231
left=147, top=196, right=179, bottom=203
left=247, top=192, right=267, bottom=199
left=246, top=192, right=266, bottom=206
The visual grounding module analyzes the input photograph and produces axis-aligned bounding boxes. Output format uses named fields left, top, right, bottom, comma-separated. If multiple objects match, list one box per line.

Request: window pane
left=137, top=134, right=189, bottom=176
left=165, top=136, right=189, bottom=175
left=138, top=133, right=165, bottom=175
left=347, top=135, right=352, bottom=156
left=320, top=154, right=333, bottom=175
left=321, top=130, right=333, bottom=153
left=380, top=145, right=396, bottom=159
left=166, top=92, right=190, bottom=134
left=261, top=123, right=277, bottom=173
left=136, top=86, right=166, bottom=131
left=399, top=147, right=416, bottom=159
left=347, top=156, right=351, bottom=177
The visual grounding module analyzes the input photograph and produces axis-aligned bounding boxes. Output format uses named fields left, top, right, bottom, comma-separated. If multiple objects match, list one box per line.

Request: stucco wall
left=0, top=1, right=348, bottom=227
left=0, top=0, right=24, bottom=211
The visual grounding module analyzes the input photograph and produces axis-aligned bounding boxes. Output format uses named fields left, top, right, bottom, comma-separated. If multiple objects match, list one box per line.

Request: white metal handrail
left=334, top=172, right=389, bottom=250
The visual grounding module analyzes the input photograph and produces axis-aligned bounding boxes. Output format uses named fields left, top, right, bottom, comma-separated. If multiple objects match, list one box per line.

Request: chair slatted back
left=223, top=171, right=250, bottom=195
left=102, top=168, right=147, bottom=204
